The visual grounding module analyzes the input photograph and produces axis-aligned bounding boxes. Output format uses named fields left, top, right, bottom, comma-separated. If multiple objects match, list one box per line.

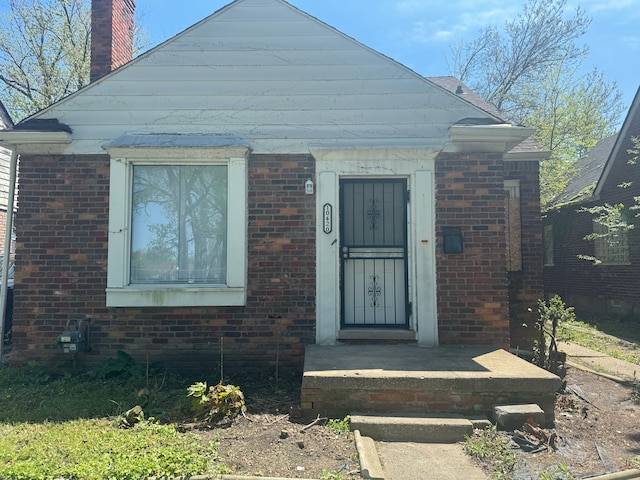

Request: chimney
left=90, top=0, right=135, bottom=82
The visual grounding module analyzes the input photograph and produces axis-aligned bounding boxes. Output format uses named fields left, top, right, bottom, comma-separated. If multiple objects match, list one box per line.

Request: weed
left=464, top=426, right=517, bottom=479
left=327, top=416, right=351, bottom=435
left=538, top=463, right=576, bottom=479
left=321, top=469, right=347, bottom=479
left=187, top=381, right=246, bottom=424
left=535, top=295, right=575, bottom=373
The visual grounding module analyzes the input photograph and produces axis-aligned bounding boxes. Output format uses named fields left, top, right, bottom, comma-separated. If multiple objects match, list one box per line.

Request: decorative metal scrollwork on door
left=367, top=198, right=380, bottom=230
left=367, top=275, right=382, bottom=307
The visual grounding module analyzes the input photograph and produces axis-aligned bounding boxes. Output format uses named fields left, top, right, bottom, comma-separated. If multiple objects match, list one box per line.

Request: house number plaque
left=323, top=203, right=333, bottom=234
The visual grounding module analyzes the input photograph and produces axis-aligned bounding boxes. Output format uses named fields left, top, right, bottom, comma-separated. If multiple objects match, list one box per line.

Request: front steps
left=301, top=344, right=562, bottom=425
left=351, top=413, right=475, bottom=443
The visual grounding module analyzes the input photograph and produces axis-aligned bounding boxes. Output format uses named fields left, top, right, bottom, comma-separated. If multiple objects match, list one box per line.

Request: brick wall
left=12, top=153, right=316, bottom=372
left=90, top=0, right=135, bottom=82
left=435, top=152, right=510, bottom=349
left=544, top=140, right=640, bottom=317
left=507, top=161, right=543, bottom=350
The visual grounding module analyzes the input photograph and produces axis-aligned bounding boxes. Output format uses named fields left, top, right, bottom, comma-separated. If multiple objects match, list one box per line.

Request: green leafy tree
left=448, top=0, right=624, bottom=207
left=0, top=0, right=147, bottom=121
left=521, top=64, right=624, bottom=205
left=0, top=0, right=91, bottom=121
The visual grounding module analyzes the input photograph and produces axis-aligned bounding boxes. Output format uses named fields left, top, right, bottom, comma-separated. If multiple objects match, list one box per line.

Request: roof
left=2, top=0, right=530, bottom=156
left=428, top=76, right=547, bottom=158
left=427, top=76, right=507, bottom=121
left=550, top=85, right=640, bottom=207
left=549, top=134, right=617, bottom=207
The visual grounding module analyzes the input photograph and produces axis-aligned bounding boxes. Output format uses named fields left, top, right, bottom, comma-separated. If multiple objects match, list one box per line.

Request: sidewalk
left=559, top=341, right=639, bottom=382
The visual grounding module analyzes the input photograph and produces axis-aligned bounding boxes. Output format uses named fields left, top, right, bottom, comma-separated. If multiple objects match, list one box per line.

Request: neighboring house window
left=505, top=180, right=522, bottom=271
left=105, top=140, right=249, bottom=307
left=592, top=220, right=630, bottom=265
left=543, top=224, right=554, bottom=266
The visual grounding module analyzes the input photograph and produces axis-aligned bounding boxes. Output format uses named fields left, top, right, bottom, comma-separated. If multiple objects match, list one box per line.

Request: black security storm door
left=340, top=179, right=409, bottom=328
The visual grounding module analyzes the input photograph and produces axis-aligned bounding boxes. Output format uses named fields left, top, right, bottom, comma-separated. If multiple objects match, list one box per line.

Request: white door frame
left=311, top=147, right=439, bottom=346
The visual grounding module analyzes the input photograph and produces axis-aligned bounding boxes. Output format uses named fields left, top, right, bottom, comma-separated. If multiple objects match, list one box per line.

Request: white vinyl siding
left=29, top=0, right=494, bottom=156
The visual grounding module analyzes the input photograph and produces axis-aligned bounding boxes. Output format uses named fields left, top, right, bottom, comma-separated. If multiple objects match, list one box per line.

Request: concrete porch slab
left=301, top=345, right=562, bottom=425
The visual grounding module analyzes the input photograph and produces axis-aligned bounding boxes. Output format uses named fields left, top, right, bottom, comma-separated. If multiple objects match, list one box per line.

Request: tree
left=448, top=0, right=624, bottom=207
left=0, top=0, right=147, bottom=122
left=521, top=64, right=624, bottom=205
left=0, top=0, right=90, bottom=121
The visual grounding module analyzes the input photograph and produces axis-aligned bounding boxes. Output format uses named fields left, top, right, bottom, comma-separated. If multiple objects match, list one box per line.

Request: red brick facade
left=90, top=0, right=135, bottom=82
left=11, top=151, right=542, bottom=370
left=434, top=154, right=543, bottom=351
left=506, top=161, right=544, bottom=350
left=12, top=154, right=316, bottom=371
left=435, top=153, right=510, bottom=349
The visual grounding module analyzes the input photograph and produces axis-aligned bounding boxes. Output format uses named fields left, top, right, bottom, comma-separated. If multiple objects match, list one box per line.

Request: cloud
left=397, top=6, right=517, bottom=46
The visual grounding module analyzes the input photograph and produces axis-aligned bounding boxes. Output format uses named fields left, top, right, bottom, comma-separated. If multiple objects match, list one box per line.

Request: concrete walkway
left=375, top=441, right=488, bottom=480
left=559, top=341, right=639, bottom=382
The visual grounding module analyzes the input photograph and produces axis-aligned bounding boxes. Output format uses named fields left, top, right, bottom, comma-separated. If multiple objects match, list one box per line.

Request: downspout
left=0, top=148, right=18, bottom=363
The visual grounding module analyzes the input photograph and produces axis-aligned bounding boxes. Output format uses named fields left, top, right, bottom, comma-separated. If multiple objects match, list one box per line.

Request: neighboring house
left=0, top=0, right=545, bottom=370
left=0, top=101, right=14, bottom=342
left=0, top=102, right=14, bottom=251
left=544, top=87, right=640, bottom=318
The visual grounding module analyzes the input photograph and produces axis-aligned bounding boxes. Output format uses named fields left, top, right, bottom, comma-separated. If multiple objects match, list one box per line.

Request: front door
left=340, top=179, right=409, bottom=328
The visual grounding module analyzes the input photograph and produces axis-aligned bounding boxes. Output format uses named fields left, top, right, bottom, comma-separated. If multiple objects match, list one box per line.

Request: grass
left=558, top=316, right=640, bottom=367
left=0, top=362, right=228, bottom=480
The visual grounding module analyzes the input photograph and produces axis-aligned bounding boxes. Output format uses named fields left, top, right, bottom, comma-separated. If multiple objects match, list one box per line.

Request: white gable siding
left=31, top=0, right=495, bottom=154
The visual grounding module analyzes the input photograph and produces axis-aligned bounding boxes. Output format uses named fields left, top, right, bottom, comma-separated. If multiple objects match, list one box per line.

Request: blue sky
left=135, top=0, right=640, bottom=111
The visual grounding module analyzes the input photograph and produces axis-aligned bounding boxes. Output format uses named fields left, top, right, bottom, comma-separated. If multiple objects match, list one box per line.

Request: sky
left=134, top=0, right=640, bottom=112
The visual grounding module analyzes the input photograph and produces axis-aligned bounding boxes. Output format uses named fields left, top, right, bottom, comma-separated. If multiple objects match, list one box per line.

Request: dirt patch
left=183, top=373, right=360, bottom=479
left=182, top=366, right=640, bottom=479
left=511, top=366, right=640, bottom=479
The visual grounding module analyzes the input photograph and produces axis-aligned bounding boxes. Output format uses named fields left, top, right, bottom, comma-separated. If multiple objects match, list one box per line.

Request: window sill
left=106, top=286, right=246, bottom=307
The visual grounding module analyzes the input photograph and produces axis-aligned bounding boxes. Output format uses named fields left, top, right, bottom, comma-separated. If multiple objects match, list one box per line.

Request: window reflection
left=131, top=165, right=228, bottom=284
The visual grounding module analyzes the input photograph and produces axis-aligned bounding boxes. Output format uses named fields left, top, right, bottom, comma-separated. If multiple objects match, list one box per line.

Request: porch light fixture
left=305, top=178, right=314, bottom=195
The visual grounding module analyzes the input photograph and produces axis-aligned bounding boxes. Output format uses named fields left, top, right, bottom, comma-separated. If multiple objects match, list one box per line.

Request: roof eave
left=444, top=124, right=535, bottom=154
left=0, top=130, right=71, bottom=153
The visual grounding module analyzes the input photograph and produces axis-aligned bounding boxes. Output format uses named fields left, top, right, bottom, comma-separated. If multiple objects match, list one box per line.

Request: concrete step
left=350, top=413, right=475, bottom=443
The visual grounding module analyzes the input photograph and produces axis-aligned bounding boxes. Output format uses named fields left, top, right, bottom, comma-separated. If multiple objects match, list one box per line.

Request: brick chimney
left=90, top=0, right=135, bottom=82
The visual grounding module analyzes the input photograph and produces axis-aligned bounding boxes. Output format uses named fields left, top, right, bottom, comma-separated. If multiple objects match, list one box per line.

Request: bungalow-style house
left=544, top=87, right=640, bottom=319
left=0, top=0, right=547, bottom=371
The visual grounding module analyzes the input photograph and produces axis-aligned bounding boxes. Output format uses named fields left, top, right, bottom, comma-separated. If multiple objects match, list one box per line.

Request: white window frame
left=104, top=144, right=249, bottom=307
